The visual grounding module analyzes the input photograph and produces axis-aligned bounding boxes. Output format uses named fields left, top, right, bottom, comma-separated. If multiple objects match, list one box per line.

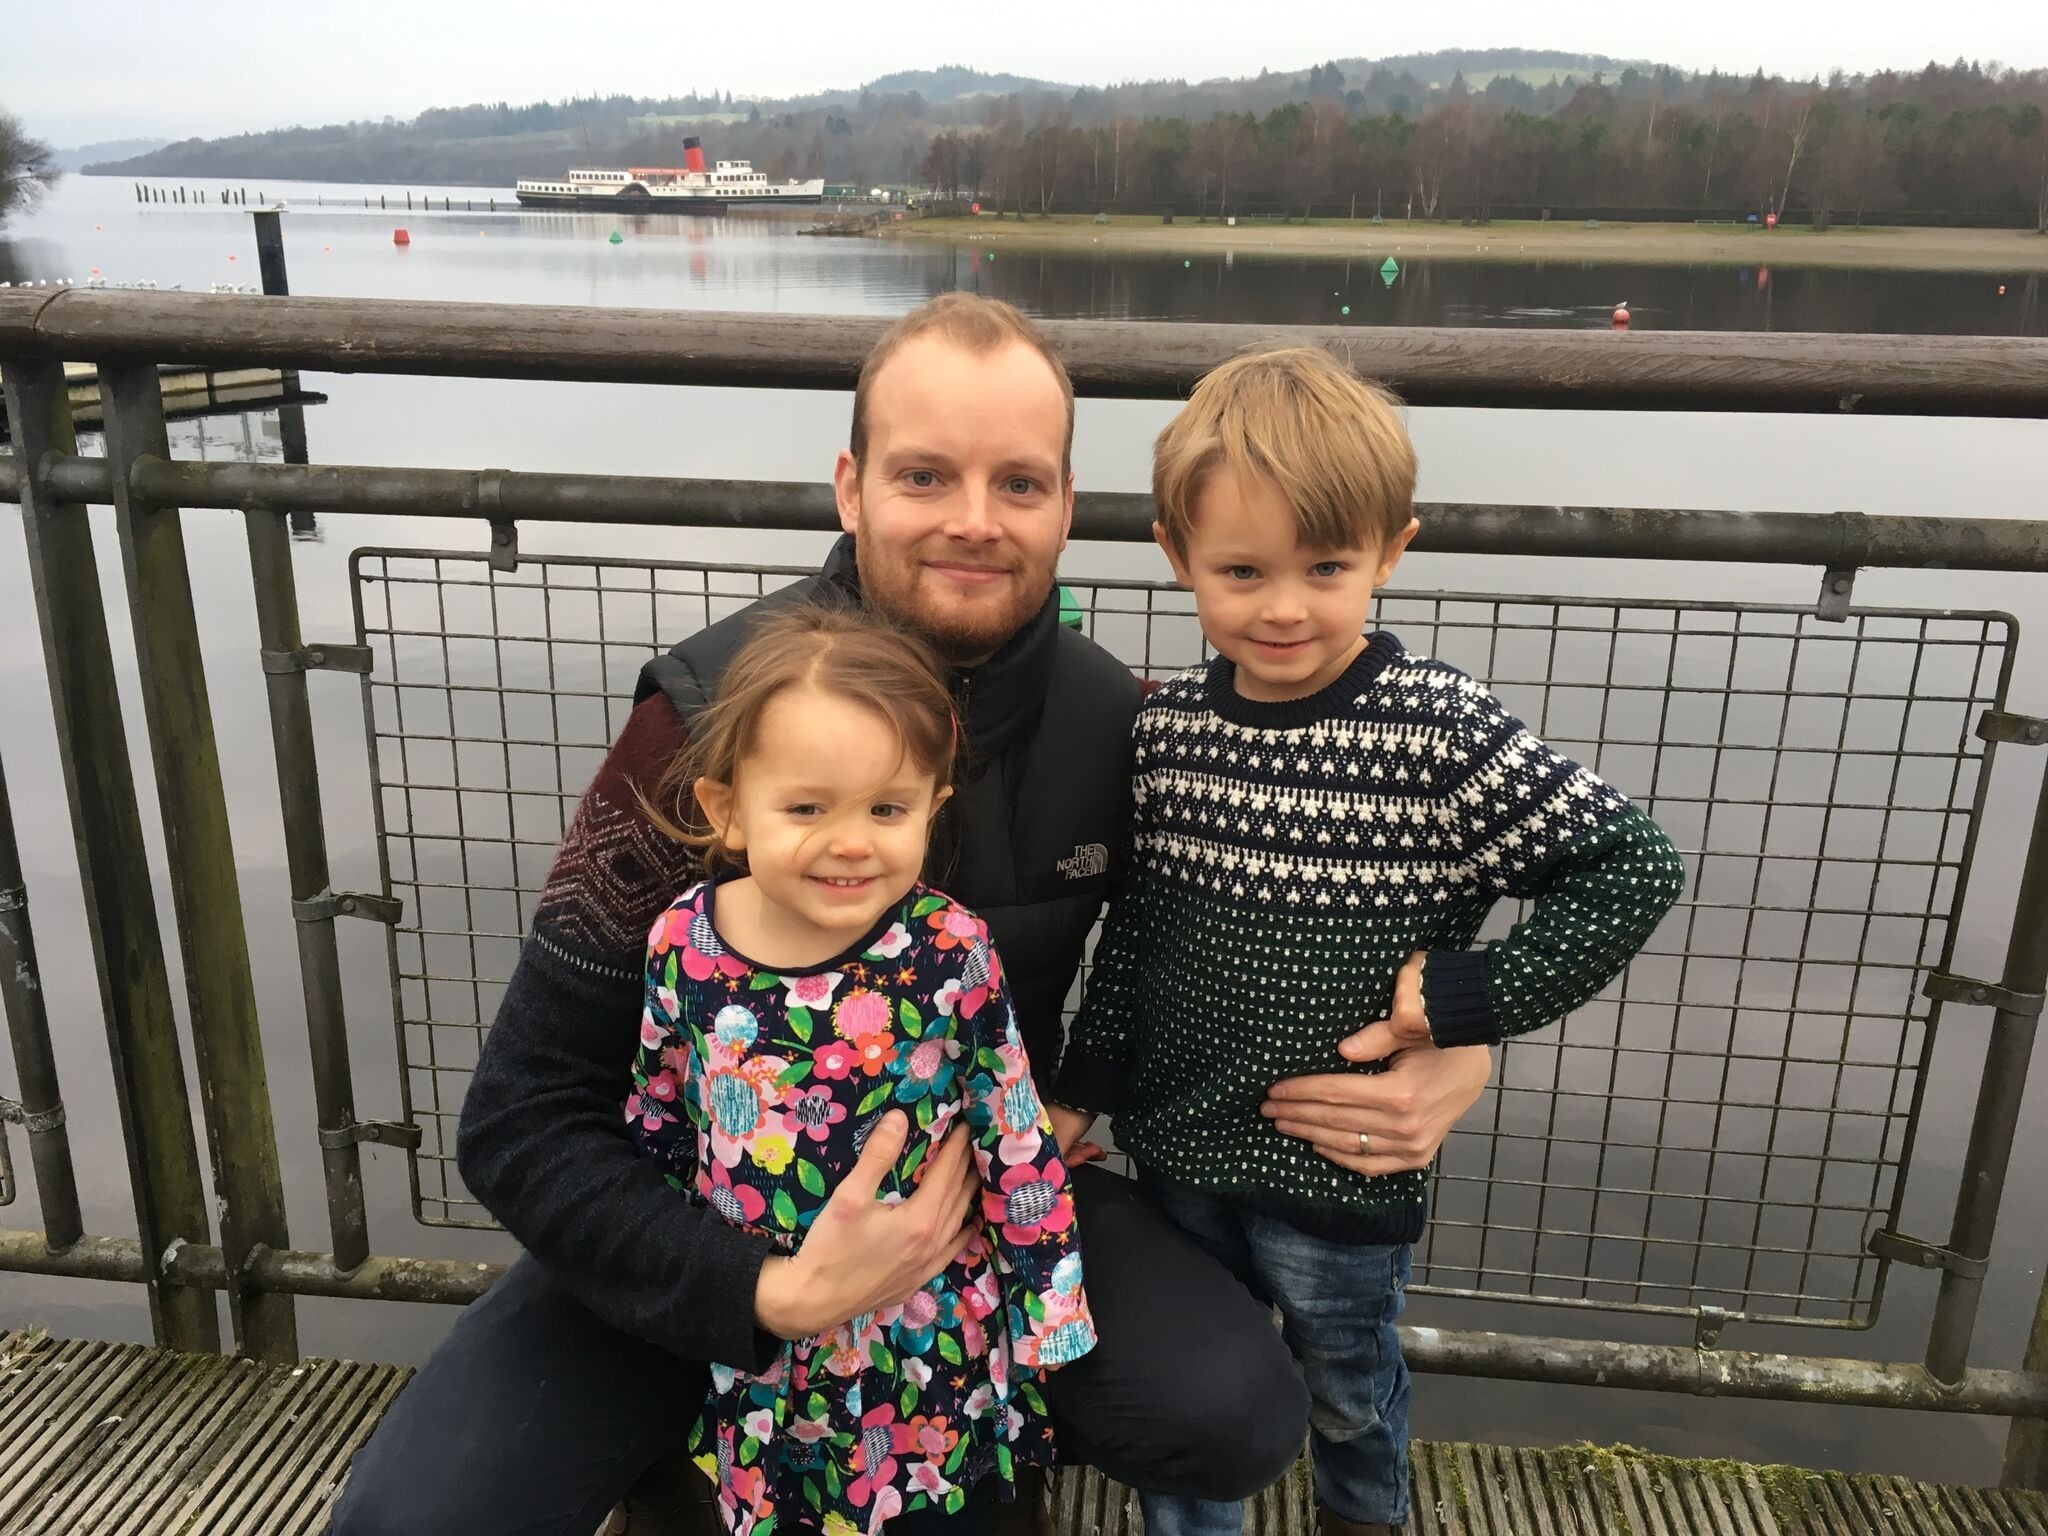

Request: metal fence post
left=1928, top=761, right=2048, bottom=1390
left=2010, top=1269, right=2048, bottom=1488
left=97, top=360, right=299, bottom=1360
left=0, top=746, right=84, bottom=1250
left=0, top=357, right=218, bottom=1352
left=244, top=508, right=374, bottom=1272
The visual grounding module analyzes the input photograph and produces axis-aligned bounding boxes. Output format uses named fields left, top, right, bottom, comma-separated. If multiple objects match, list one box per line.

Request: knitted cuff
left=1051, top=1044, right=1126, bottom=1119
left=1421, top=949, right=1503, bottom=1049
left=693, top=1220, right=787, bottom=1373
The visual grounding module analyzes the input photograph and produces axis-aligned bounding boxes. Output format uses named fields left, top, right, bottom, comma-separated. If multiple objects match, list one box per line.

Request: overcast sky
left=7, top=0, right=2046, bottom=147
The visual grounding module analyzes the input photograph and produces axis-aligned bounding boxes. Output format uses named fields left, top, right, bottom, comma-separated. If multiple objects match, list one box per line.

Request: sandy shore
left=882, top=215, right=2048, bottom=272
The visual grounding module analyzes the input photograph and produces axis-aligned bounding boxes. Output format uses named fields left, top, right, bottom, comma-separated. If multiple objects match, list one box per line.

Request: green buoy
left=1379, top=255, right=1399, bottom=286
left=609, top=230, right=623, bottom=244
left=1057, top=585, right=1083, bottom=631
left=1340, top=304, right=1351, bottom=316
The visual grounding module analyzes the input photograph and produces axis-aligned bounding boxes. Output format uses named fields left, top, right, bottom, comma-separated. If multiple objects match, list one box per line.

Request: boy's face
left=1158, top=473, right=1418, bottom=704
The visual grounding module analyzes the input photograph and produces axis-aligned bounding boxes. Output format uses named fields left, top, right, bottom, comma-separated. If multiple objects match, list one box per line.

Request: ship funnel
left=684, top=137, right=707, bottom=174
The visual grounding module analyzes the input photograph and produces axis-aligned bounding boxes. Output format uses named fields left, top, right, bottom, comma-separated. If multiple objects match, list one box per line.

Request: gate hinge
left=1868, top=1228, right=1988, bottom=1280
left=261, top=643, right=374, bottom=676
left=1977, top=711, right=2048, bottom=747
left=1923, top=972, right=2044, bottom=1018
left=1815, top=567, right=1857, bottom=623
left=0, top=1097, right=67, bottom=1134
left=293, top=889, right=404, bottom=925
left=1692, top=1304, right=1728, bottom=1353
left=318, top=1118, right=424, bottom=1152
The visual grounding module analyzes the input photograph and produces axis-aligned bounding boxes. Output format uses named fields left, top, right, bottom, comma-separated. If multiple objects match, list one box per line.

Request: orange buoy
left=1611, top=304, right=1630, bottom=327
left=393, top=228, right=411, bottom=246
left=227, top=254, right=237, bottom=262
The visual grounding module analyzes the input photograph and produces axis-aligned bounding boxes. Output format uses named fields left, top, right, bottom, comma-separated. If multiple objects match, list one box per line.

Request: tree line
left=64, top=58, right=2048, bottom=230
left=916, top=63, right=2048, bottom=227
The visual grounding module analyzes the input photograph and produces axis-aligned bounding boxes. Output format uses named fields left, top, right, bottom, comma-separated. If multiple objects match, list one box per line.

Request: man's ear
left=694, top=778, right=742, bottom=850
left=833, top=449, right=862, bottom=537
left=1153, top=522, right=1193, bottom=589
left=1375, top=518, right=1421, bottom=587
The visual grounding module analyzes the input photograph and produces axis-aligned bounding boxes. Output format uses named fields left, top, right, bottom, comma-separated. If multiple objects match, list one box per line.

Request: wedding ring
left=1357, top=1130, right=1371, bottom=1155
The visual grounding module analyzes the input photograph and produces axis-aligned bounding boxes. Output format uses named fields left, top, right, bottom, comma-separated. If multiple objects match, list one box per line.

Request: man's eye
left=1005, top=477, right=1038, bottom=496
left=905, top=469, right=939, bottom=489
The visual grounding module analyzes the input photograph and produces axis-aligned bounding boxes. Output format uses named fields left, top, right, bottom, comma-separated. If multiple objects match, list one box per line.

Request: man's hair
left=850, top=294, right=1076, bottom=474
left=1152, top=346, right=1417, bottom=558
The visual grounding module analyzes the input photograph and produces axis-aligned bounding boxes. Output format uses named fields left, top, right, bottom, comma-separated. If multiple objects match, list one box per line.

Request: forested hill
left=86, top=50, right=1652, bottom=186
left=85, top=55, right=2048, bottom=228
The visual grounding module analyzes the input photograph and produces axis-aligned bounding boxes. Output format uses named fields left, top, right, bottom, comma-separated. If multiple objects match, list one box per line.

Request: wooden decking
left=4, top=1328, right=2047, bottom=1535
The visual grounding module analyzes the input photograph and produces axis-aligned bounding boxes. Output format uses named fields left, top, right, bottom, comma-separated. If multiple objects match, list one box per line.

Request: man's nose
left=942, top=485, right=1000, bottom=543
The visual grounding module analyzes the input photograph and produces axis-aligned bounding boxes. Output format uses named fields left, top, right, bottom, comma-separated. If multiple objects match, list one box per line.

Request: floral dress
left=628, top=878, right=1096, bottom=1536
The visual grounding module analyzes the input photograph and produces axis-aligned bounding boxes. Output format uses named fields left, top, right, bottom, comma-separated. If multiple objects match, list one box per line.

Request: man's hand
left=753, top=1111, right=979, bottom=1340
left=1261, top=1030, right=1494, bottom=1178
left=1046, top=1104, right=1106, bottom=1167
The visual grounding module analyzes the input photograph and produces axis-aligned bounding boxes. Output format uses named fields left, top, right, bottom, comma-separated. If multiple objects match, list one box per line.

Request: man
left=330, top=295, right=1493, bottom=1536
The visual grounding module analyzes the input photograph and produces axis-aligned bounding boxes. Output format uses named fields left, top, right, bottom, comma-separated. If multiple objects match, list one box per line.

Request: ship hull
left=512, top=189, right=824, bottom=212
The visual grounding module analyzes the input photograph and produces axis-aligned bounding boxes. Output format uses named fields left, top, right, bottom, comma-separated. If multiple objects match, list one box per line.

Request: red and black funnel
left=684, top=137, right=706, bottom=174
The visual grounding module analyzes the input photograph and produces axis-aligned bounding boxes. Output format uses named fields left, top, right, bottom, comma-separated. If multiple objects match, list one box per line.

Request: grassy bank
left=882, top=214, right=2048, bottom=272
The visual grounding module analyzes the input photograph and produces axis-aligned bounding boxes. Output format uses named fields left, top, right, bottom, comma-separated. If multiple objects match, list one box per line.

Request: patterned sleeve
left=624, top=896, right=703, bottom=1189
left=1421, top=682, right=1689, bottom=1048
left=958, top=942, right=1097, bottom=1374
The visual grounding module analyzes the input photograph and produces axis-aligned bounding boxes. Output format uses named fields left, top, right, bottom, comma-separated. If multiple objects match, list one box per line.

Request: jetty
left=4, top=282, right=2048, bottom=1532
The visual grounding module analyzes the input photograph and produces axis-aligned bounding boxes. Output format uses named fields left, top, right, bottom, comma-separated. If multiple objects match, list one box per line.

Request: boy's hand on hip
left=753, top=1110, right=978, bottom=1340
left=1260, top=1033, right=1494, bottom=1176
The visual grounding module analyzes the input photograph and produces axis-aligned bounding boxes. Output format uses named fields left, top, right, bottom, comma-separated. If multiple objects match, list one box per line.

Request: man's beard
left=854, top=531, right=1055, bottom=665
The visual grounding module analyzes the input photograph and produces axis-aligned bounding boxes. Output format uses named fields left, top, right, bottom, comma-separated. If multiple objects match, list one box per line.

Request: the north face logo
left=1055, top=844, right=1109, bottom=880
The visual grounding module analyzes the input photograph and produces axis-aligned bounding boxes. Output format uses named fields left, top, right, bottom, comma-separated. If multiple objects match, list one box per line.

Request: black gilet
left=635, top=536, right=1141, bottom=1078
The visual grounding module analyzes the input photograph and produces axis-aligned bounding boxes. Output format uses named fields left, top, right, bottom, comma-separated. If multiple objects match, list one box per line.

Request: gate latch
left=318, top=1118, right=424, bottom=1152
left=1868, top=1228, right=1988, bottom=1280
left=260, top=644, right=374, bottom=676
left=293, top=889, right=404, bottom=925
left=1923, top=972, right=2044, bottom=1018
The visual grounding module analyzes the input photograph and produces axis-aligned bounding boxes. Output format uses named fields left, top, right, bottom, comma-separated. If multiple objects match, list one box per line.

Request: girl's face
left=695, top=685, right=949, bottom=949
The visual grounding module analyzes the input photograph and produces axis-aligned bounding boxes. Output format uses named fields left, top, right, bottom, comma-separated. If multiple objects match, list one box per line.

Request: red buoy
left=393, top=228, right=411, bottom=246
left=1611, top=304, right=1630, bottom=328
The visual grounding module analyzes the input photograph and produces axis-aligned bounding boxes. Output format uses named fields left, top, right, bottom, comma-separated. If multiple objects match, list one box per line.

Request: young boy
left=1046, top=348, right=1686, bottom=1536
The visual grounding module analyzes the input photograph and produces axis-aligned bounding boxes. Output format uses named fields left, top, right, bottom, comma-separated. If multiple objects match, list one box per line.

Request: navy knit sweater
left=1053, top=634, right=1687, bottom=1244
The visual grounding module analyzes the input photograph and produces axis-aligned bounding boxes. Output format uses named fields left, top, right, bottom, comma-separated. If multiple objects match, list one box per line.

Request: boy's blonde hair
left=1152, top=346, right=1417, bottom=557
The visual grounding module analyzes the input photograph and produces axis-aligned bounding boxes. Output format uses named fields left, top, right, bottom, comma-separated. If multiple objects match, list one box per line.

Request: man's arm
left=456, top=696, right=784, bottom=1366
left=457, top=696, right=978, bottom=1363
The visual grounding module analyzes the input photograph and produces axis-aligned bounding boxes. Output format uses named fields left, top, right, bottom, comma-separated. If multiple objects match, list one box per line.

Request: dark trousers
left=328, top=1166, right=1309, bottom=1536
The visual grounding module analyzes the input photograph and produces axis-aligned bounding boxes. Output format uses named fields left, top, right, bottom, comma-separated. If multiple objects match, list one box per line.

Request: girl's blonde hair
left=641, top=604, right=957, bottom=873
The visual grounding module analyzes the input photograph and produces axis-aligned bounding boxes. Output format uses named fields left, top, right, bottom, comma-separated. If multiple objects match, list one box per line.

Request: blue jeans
left=1137, top=1174, right=1412, bottom=1535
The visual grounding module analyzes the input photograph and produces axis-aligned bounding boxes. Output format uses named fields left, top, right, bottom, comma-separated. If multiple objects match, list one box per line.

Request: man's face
left=834, top=335, right=1074, bottom=662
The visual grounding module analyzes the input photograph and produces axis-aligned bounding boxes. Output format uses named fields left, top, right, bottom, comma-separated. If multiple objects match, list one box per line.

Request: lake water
left=3, top=174, right=2048, bottom=1486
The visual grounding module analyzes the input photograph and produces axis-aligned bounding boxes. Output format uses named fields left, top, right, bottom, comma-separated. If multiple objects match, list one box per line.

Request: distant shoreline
left=881, top=215, right=2048, bottom=272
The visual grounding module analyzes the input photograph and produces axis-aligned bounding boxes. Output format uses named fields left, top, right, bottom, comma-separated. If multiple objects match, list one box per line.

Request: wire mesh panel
left=355, top=552, right=2012, bottom=1331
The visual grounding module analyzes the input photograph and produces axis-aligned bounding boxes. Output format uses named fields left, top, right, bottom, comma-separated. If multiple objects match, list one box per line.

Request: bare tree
left=0, top=111, right=59, bottom=223
left=1776, top=93, right=1818, bottom=215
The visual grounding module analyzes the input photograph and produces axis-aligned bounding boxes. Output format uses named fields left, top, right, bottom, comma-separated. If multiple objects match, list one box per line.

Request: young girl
left=628, top=605, right=1094, bottom=1536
